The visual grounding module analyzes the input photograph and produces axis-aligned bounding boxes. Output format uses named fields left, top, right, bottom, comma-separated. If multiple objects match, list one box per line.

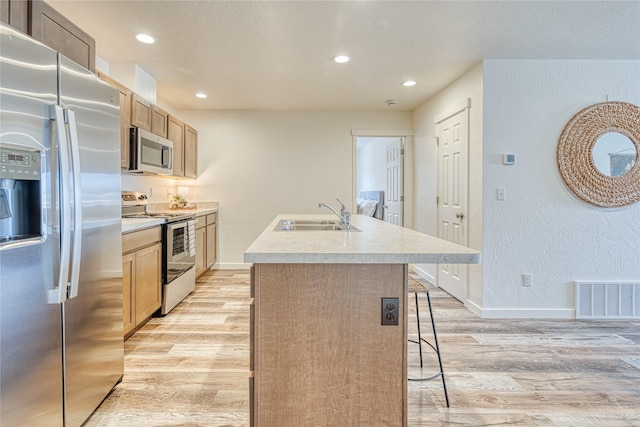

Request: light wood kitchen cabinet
left=131, top=94, right=169, bottom=138
left=195, top=212, right=217, bottom=278
left=184, top=124, right=198, bottom=178
left=122, top=226, right=162, bottom=338
left=250, top=263, right=406, bottom=426
left=131, top=94, right=152, bottom=132
left=29, top=0, right=95, bottom=71
left=0, top=0, right=28, bottom=34
left=195, top=219, right=206, bottom=276
left=151, top=104, right=168, bottom=138
left=206, top=213, right=217, bottom=267
left=97, top=72, right=132, bottom=169
left=122, top=252, right=135, bottom=335
left=168, top=115, right=185, bottom=177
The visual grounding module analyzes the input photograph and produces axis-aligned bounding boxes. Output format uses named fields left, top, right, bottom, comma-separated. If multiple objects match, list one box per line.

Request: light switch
left=497, top=187, right=505, bottom=201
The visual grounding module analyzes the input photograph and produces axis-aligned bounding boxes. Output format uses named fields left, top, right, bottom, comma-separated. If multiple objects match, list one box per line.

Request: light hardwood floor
left=86, top=269, right=640, bottom=426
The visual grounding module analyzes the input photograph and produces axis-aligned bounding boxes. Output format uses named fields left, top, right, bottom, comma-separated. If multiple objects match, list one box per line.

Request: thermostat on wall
left=503, top=153, right=516, bottom=165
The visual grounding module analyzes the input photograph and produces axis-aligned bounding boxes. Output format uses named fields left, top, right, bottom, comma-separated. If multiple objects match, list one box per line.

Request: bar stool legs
left=408, top=284, right=450, bottom=408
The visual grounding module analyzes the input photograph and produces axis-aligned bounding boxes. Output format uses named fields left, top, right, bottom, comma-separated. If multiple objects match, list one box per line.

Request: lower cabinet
left=195, top=212, right=218, bottom=278
left=122, top=226, right=162, bottom=338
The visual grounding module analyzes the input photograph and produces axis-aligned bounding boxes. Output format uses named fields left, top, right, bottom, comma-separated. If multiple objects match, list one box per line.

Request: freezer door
left=58, top=54, right=124, bottom=427
left=0, top=24, right=64, bottom=426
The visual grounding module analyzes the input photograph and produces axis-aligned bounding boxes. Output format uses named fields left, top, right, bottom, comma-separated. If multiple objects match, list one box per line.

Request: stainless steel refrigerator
left=0, top=23, right=124, bottom=426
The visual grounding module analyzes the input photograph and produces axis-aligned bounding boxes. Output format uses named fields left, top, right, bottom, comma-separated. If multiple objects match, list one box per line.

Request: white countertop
left=122, top=204, right=219, bottom=233
left=244, top=214, right=481, bottom=264
left=122, top=217, right=165, bottom=233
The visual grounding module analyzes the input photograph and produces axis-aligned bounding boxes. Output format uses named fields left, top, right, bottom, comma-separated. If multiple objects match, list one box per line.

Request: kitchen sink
left=274, top=219, right=361, bottom=232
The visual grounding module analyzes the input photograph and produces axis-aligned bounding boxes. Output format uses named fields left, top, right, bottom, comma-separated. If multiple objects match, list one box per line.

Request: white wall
left=411, top=63, right=484, bottom=304
left=482, top=60, right=640, bottom=318
left=179, top=110, right=412, bottom=268
left=356, top=137, right=399, bottom=195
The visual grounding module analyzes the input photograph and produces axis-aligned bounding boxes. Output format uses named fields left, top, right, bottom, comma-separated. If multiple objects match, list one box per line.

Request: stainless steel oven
left=122, top=191, right=196, bottom=315
left=162, top=217, right=196, bottom=314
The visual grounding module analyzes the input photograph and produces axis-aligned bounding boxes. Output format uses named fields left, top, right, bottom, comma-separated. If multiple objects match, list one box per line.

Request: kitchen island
left=245, top=214, right=480, bottom=427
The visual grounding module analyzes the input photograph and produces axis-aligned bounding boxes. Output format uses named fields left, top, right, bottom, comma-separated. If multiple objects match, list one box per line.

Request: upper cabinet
left=151, top=105, right=168, bottom=139
left=184, top=124, right=198, bottom=179
left=1, top=0, right=28, bottom=34
left=131, top=94, right=152, bottom=132
left=168, top=116, right=197, bottom=178
left=168, top=115, right=185, bottom=177
left=1, top=0, right=96, bottom=71
left=131, top=94, right=169, bottom=139
left=97, top=72, right=132, bottom=169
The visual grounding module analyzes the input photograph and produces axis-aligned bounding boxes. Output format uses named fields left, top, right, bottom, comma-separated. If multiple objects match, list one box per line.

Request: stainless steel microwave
left=129, top=127, right=173, bottom=175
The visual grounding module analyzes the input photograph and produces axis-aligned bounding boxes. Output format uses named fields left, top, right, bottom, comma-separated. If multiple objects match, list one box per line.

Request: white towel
left=187, top=219, right=197, bottom=257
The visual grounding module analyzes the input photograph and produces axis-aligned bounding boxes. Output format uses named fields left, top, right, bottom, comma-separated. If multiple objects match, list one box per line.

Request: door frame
left=352, top=129, right=413, bottom=228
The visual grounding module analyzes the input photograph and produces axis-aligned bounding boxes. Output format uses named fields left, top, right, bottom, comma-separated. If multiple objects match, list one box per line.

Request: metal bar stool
left=407, top=278, right=450, bottom=407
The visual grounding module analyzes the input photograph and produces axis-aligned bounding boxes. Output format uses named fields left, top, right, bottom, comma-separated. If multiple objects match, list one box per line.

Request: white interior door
left=385, top=140, right=403, bottom=226
left=437, top=109, right=469, bottom=302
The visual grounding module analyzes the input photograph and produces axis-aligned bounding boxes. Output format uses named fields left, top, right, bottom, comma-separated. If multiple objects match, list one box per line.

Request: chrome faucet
left=319, top=198, right=352, bottom=229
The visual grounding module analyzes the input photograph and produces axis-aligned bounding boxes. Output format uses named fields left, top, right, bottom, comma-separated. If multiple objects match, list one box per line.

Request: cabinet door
left=168, top=115, right=185, bottom=177
left=151, top=105, right=168, bottom=138
left=184, top=124, right=198, bottom=178
left=0, top=0, right=29, bottom=34
left=206, top=222, right=217, bottom=268
left=97, top=72, right=132, bottom=169
left=195, top=225, right=206, bottom=277
left=29, top=0, right=95, bottom=71
left=134, top=242, right=162, bottom=324
left=131, top=94, right=152, bottom=131
left=122, top=252, right=135, bottom=336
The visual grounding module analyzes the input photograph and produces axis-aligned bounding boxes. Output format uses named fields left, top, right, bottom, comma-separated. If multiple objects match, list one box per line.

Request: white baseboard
left=479, top=308, right=575, bottom=319
left=212, top=262, right=252, bottom=270
left=465, top=299, right=483, bottom=317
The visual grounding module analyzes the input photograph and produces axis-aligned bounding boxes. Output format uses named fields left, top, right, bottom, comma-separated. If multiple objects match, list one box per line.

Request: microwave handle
left=161, top=146, right=171, bottom=168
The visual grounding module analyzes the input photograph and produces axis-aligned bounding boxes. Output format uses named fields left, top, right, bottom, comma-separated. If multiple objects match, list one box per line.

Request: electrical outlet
left=149, top=187, right=153, bottom=197
left=522, top=273, right=533, bottom=287
left=381, top=297, right=399, bottom=325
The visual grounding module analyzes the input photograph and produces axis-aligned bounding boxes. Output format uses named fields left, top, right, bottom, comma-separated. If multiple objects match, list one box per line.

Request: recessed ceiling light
left=403, top=80, right=417, bottom=87
left=136, top=34, right=155, bottom=44
left=333, top=55, right=351, bottom=64
left=195, top=93, right=208, bottom=99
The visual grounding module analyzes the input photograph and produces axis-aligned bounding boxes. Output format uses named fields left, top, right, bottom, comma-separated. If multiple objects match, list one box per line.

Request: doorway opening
left=354, top=135, right=410, bottom=226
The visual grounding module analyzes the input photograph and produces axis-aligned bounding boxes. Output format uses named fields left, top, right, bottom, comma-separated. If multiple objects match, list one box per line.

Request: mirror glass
left=592, top=132, right=637, bottom=176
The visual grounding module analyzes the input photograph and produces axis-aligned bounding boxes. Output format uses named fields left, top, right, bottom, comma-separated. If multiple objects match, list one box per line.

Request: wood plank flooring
left=86, top=269, right=640, bottom=426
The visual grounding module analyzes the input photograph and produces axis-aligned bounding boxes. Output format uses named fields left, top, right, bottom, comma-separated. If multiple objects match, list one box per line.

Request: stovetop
left=121, top=191, right=195, bottom=222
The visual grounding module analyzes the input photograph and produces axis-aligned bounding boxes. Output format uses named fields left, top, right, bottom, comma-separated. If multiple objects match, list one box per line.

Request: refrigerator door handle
left=66, top=109, right=83, bottom=299
left=50, top=105, right=70, bottom=304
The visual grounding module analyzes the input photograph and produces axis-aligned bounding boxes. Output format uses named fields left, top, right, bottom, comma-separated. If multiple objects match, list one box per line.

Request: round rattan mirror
left=556, top=101, right=640, bottom=208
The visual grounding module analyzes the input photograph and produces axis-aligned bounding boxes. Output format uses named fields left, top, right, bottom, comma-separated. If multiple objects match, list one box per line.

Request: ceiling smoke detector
left=386, top=99, right=397, bottom=106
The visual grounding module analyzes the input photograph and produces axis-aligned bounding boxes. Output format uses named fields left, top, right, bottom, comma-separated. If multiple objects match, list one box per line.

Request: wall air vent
left=575, top=281, right=640, bottom=319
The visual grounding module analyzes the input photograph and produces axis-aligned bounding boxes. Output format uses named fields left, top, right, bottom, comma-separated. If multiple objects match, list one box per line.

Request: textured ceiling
left=47, top=0, right=640, bottom=111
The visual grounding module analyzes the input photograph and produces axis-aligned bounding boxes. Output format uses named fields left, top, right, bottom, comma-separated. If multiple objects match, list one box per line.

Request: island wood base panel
left=251, top=263, right=408, bottom=427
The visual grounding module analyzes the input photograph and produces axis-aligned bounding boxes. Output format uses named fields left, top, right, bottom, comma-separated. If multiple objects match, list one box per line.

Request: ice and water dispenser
left=0, top=146, right=42, bottom=244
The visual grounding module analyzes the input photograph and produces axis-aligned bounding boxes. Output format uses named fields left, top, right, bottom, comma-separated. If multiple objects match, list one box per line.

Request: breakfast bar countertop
left=244, top=214, right=481, bottom=264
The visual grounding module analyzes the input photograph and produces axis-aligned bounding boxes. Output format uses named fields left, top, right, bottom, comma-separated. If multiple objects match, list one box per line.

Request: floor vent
left=575, top=281, right=640, bottom=319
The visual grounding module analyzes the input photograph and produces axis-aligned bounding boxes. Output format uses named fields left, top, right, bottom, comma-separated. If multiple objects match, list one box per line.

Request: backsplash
left=121, top=174, right=177, bottom=203
left=121, top=174, right=203, bottom=205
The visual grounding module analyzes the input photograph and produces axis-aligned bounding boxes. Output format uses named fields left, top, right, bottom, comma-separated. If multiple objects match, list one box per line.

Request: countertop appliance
left=122, top=191, right=196, bottom=315
left=128, top=127, right=173, bottom=175
left=0, top=24, right=123, bottom=426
